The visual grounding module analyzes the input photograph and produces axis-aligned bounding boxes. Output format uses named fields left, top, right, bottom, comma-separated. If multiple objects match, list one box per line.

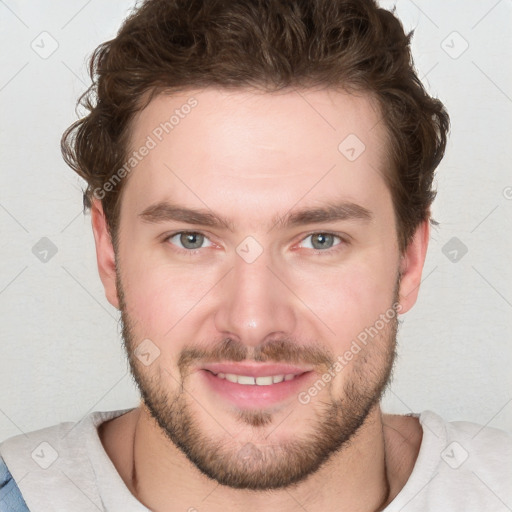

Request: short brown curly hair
left=61, top=0, right=449, bottom=254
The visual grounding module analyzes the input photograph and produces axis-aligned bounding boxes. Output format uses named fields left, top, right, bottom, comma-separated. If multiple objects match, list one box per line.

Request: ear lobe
left=91, top=198, right=120, bottom=309
left=397, top=219, right=430, bottom=314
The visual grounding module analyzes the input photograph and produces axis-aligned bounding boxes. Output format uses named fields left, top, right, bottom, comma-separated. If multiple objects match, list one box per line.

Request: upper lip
left=201, top=362, right=314, bottom=377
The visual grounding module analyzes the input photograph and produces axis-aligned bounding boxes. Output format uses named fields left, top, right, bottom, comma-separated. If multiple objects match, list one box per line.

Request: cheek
left=288, top=254, right=397, bottom=348
left=120, top=250, right=223, bottom=338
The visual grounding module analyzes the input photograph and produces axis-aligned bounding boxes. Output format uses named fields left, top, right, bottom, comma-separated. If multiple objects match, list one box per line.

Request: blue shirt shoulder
left=0, top=456, right=29, bottom=511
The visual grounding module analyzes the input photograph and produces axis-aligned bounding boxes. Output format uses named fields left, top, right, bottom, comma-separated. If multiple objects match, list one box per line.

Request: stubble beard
left=117, top=271, right=400, bottom=490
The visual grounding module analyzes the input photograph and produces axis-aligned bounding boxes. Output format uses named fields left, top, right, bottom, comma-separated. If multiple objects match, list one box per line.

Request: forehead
left=122, top=87, right=391, bottom=224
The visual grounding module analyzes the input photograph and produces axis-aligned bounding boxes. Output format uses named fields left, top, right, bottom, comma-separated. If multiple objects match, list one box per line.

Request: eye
left=167, top=231, right=213, bottom=250
left=165, top=231, right=344, bottom=253
left=298, top=233, right=343, bottom=251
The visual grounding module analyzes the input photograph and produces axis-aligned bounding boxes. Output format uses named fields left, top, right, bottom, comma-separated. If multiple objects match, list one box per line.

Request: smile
left=208, top=371, right=302, bottom=385
left=199, top=364, right=316, bottom=409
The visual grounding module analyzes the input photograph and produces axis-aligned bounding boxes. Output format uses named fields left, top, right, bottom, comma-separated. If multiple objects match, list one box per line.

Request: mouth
left=198, top=362, right=315, bottom=409
left=209, top=371, right=301, bottom=385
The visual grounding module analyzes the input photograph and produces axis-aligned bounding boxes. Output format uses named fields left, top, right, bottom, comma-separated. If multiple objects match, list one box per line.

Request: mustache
left=178, top=337, right=335, bottom=375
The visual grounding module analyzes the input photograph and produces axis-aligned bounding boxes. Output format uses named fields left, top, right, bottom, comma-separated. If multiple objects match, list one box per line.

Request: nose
left=214, top=252, right=298, bottom=348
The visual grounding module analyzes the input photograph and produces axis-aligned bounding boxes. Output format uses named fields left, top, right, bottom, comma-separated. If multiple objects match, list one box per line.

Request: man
left=1, top=0, right=510, bottom=510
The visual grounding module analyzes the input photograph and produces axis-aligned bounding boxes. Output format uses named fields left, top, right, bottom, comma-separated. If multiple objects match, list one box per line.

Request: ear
left=91, top=198, right=119, bottom=309
left=397, top=219, right=430, bottom=314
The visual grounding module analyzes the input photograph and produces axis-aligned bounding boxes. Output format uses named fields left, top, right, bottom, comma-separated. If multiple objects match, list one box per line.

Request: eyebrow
left=138, top=200, right=373, bottom=230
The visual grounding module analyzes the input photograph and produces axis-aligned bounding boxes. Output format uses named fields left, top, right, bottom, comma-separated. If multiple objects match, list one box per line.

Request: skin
left=92, top=87, right=428, bottom=511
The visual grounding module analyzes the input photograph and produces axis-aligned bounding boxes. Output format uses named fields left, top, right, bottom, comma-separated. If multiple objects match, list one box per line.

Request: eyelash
left=162, top=231, right=349, bottom=256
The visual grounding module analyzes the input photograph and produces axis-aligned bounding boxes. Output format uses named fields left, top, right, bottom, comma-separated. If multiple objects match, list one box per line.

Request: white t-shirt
left=0, top=408, right=510, bottom=511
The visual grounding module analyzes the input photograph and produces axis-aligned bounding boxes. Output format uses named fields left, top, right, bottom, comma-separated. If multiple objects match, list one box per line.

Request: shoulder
left=0, top=408, right=134, bottom=512
left=426, top=410, right=512, bottom=472
left=387, top=411, right=512, bottom=511
left=0, top=456, right=30, bottom=511
left=427, top=411, right=512, bottom=509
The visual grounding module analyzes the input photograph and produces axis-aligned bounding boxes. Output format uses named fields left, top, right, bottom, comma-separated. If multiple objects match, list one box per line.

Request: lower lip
left=201, top=370, right=314, bottom=409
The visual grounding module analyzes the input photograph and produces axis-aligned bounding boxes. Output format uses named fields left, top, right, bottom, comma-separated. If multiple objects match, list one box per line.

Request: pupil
left=312, top=233, right=332, bottom=250
left=181, top=232, right=203, bottom=249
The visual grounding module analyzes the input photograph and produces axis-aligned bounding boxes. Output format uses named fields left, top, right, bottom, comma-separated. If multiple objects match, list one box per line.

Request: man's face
left=104, top=88, right=417, bottom=490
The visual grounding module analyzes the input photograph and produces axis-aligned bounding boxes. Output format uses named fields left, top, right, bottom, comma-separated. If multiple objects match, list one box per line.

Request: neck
left=130, top=403, right=391, bottom=512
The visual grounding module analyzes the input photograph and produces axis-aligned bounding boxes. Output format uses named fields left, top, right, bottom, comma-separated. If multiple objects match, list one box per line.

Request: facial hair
left=117, top=271, right=400, bottom=490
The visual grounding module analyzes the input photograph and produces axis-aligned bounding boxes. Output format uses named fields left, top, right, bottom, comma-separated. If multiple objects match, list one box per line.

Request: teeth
left=255, top=376, right=273, bottom=385
left=213, top=372, right=300, bottom=385
left=238, top=375, right=255, bottom=385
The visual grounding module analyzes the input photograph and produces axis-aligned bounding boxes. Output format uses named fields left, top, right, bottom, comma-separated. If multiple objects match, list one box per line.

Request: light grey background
left=1, top=0, right=511, bottom=442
